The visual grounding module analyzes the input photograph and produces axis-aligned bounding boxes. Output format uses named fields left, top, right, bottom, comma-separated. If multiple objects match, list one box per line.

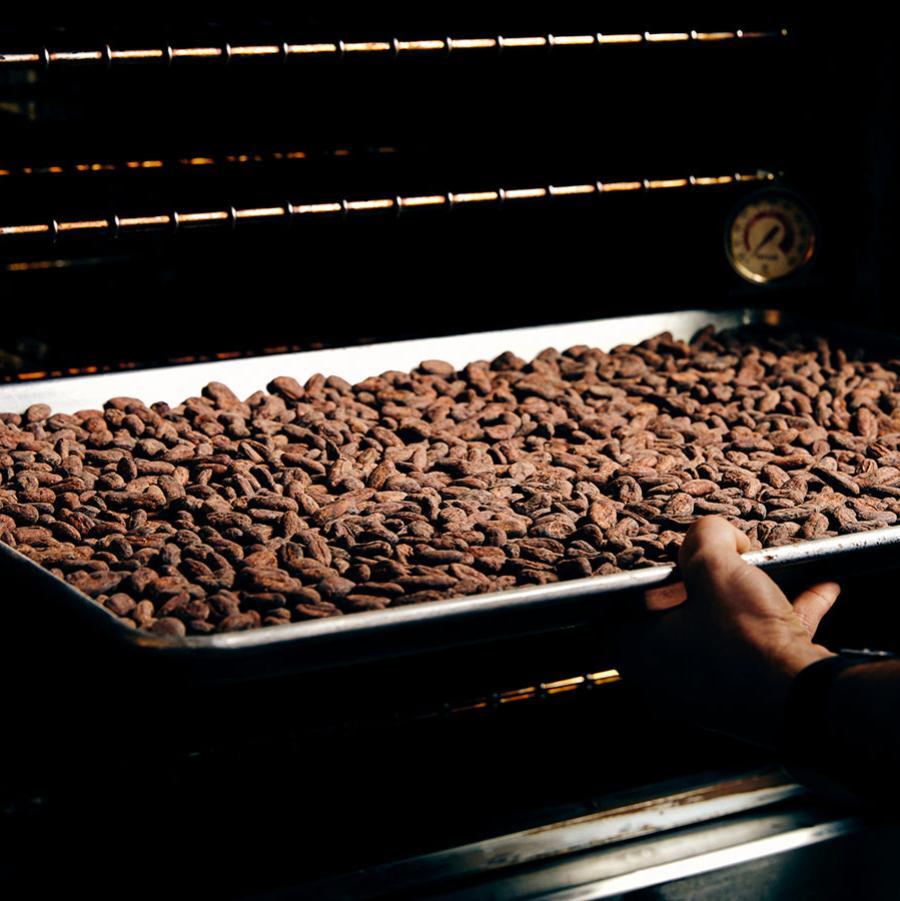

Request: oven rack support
left=0, top=169, right=777, bottom=244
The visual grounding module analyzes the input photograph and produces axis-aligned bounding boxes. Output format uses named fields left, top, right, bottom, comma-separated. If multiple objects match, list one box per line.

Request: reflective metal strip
left=300, top=773, right=809, bottom=899
left=549, top=184, right=596, bottom=196
left=503, top=187, right=548, bottom=200
left=232, top=207, right=285, bottom=219
left=344, top=198, right=394, bottom=211
left=109, top=49, right=164, bottom=60
left=693, top=175, right=734, bottom=185
left=178, top=211, right=232, bottom=223
left=0, top=52, right=42, bottom=63
left=0, top=224, right=49, bottom=235
left=343, top=42, right=392, bottom=53
left=49, top=51, right=103, bottom=61
left=449, top=38, right=498, bottom=49
left=229, top=45, right=281, bottom=57
left=1, top=29, right=788, bottom=67
left=646, top=178, right=691, bottom=189
left=118, top=215, right=171, bottom=227
left=286, top=43, right=338, bottom=55
left=693, top=32, right=738, bottom=41
left=499, top=36, right=548, bottom=48
left=545, top=818, right=862, bottom=900
left=171, top=47, right=222, bottom=58
left=600, top=181, right=643, bottom=192
left=598, top=34, right=643, bottom=44
left=450, top=191, right=500, bottom=204
left=56, top=220, right=109, bottom=232
left=398, top=195, right=447, bottom=208
left=291, top=202, right=342, bottom=215
left=395, top=40, right=446, bottom=51
left=0, top=170, right=776, bottom=240
left=552, top=35, right=595, bottom=46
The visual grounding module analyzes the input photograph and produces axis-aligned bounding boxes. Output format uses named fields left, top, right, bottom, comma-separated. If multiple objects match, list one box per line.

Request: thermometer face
left=726, top=192, right=816, bottom=284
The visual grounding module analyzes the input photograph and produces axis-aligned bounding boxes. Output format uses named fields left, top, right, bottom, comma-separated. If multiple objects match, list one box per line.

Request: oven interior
left=2, top=11, right=899, bottom=898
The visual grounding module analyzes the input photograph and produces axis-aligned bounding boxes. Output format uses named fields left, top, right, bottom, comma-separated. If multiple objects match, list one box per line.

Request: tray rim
left=5, top=523, right=900, bottom=657
left=3, top=305, right=900, bottom=663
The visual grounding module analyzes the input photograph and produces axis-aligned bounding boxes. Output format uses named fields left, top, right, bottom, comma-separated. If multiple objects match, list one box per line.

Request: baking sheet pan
left=3, top=308, right=900, bottom=677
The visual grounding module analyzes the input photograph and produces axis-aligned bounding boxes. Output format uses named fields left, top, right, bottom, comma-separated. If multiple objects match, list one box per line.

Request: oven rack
left=0, top=28, right=788, bottom=70
left=0, top=168, right=776, bottom=243
left=0, top=146, right=399, bottom=178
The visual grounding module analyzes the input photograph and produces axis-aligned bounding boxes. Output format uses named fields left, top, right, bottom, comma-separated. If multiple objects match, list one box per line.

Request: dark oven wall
left=0, top=10, right=896, bottom=377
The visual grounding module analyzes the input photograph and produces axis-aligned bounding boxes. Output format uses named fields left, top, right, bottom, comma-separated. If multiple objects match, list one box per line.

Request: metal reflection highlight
left=0, top=53, right=41, bottom=63
left=396, top=40, right=445, bottom=51
left=543, top=676, right=585, bottom=694
left=552, top=35, right=595, bottom=46
left=600, top=181, right=644, bottom=192
left=344, top=42, right=392, bottom=53
left=233, top=207, right=286, bottom=219
left=598, top=34, right=643, bottom=44
left=503, top=187, right=548, bottom=200
left=57, top=220, right=109, bottom=232
left=449, top=38, right=497, bottom=50
left=451, top=191, right=500, bottom=204
left=499, top=688, right=536, bottom=704
left=118, top=215, right=171, bottom=228
left=499, top=36, right=548, bottom=48
left=587, top=669, right=621, bottom=684
left=172, top=47, right=222, bottom=58
left=110, top=49, right=164, bottom=60
left=49, top=51, right=103, bottom=61
left=345, top=199, right=394, bottom=211
left=399, top=195, right=447, bottom=208
left=693, top=175, right=734, bottom=186
left=0, top=224, right=49, bottom=235
left=178, top=211, right=230, bottom=223
left=549, top=184, right=596, bottom=196
left=230, top=45, right=280, bottom=57
left=7, top=260, right=74, bottom=271
left=292, top=202, right=343, bottom=215
left=287, top=43, right=338, bottom=55
left=646, top=178, right=690, bottom=190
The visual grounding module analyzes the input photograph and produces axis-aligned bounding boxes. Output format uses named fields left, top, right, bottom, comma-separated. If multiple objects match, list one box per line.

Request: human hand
left=618, top=516, right=839, bottom=748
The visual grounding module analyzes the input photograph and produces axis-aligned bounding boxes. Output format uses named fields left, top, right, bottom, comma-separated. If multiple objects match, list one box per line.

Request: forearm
left=782, top=659, right=900, bottom=802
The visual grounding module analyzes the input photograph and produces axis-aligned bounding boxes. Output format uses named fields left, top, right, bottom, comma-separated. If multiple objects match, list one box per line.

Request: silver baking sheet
left=3, top=308, right=900, bottom=673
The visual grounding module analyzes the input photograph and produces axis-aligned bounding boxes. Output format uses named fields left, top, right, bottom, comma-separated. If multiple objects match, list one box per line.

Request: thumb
left=792, top=582, right=841, bottom=639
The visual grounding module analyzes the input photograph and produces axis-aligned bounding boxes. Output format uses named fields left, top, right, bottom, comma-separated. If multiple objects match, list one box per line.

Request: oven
left=2, top=11, right=899, bottom=899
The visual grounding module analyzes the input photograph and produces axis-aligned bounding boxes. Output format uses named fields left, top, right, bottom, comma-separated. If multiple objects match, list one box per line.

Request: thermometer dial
left=726, top=191, right=816, bottom=284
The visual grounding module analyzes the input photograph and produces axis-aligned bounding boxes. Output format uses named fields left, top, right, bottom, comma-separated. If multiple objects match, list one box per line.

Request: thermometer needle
left=753, top=224, right=780, bottom=254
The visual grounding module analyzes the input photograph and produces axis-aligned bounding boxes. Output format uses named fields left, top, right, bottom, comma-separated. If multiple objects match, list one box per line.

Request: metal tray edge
left=3, top=307, right=900, bottom=669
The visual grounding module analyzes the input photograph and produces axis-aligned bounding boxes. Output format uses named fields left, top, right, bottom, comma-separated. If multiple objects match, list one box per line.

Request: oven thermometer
left=726, top=191, right=816, bottom=284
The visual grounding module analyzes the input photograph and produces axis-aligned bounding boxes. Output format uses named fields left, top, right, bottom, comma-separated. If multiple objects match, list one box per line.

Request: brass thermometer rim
left=725, top=189, right=816, bottom=285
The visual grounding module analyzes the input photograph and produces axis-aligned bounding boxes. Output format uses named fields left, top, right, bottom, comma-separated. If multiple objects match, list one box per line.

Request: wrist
left=779, top=642, right=836, bottom=681
left=778, top=654, right=875, bottom=794
left=744, top=644, right=835, bottom=749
